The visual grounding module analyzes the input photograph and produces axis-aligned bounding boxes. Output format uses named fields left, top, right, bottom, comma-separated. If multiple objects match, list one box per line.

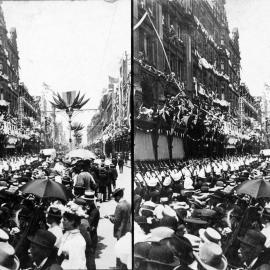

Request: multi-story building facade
left=0, top=4, right=43, bottom=154
left=134, top=0, right=260, bottom=160
left=134, top=0, right=240, bottom=114
left=0, top=5, right=19, bottom=116
left=87, top=58, right=131, bottom=156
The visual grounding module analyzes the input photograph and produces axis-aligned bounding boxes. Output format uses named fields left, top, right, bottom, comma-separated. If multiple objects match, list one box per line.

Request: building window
left=221, top=35, right=225, bottom=46
left=220, top=59, right=225, bottom=72
left=152, top=41, right=157, bottom=66
left=139, top=0, right=145, bottom=9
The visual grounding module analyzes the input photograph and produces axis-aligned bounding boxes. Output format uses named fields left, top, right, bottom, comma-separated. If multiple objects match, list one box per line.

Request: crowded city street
left=133, top=0, right=270, bottom=269
left=0, top=0, right=131, bottom=270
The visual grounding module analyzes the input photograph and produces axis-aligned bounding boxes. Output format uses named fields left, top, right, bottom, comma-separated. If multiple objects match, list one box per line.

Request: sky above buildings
left=226, top=0, right=270, bottom=96
left=2, top=0, right=131, bottom=144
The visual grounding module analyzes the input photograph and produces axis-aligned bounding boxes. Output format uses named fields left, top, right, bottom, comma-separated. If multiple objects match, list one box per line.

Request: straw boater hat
left=199, top=228, right=221, bottom=245
left=81, top=190, right=96, bottom=201
left=194, top=242, right=228, bottom=270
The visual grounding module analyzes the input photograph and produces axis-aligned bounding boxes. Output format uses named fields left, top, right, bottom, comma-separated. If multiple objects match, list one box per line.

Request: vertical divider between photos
left=131, top=0, right=135, bottom=269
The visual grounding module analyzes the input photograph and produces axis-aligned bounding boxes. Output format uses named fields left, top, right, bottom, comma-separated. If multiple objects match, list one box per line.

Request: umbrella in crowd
left=66, top=148, right=97, bottom=160
left=20, top=178, right=68, bottom=201
left=236, top=178, right=270, bottom=198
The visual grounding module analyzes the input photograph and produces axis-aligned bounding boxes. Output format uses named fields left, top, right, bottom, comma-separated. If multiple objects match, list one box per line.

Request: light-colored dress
left=58, top=229, right=86, bottom=270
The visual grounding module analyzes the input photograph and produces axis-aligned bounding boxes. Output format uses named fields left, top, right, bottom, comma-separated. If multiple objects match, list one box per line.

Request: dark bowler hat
left=134, top=241, right=151, bottom=260
left=238, top=229, right=266, bottom=248
left=28, top=229, right=56, bottom=249
left=184, top=217, right=208, bottom=225
left=146, top=244, right=179, bottom=267
left=0, top=242, right=20, bottom=270
left=112, top=188, right=124, bottom=197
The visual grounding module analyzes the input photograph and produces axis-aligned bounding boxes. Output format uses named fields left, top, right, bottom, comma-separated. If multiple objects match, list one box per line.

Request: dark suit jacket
left=113, top=199, right=131, bottom=240
left=39, top=254, right=63, bottom=270
left=252, top=249, right=270, bottom=270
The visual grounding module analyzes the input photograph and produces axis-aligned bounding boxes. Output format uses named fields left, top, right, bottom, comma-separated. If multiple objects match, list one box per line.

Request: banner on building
left=61, top=91, right=77, bottom=107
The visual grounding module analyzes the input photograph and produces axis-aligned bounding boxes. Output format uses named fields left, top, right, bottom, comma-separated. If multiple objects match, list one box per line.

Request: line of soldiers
left=134, top=155, right=270, bottom=270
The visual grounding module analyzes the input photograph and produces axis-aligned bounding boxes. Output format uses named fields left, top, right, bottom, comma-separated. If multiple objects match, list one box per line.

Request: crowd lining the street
left=134, top=154, right=270, bottom=270
left=0, top=152, right=131, bottom=270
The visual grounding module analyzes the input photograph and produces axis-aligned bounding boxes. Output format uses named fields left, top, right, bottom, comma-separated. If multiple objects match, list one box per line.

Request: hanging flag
left=61, top=91, right=77, bottom=107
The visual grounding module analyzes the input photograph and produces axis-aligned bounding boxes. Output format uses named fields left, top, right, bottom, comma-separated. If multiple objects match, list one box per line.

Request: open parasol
left=20, top=178, right=68, bottom=201
left=235, top=178, right=270, bottom=199
left=66, top=149, right=96, bottom=160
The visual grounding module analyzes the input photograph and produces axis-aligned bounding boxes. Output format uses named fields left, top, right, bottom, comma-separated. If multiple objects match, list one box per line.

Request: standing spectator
left=98, top=165, right=109, bottom=202
left=58, top=210, right=86, bottom=270
left=110, top=164, right=118, bottom=191
left=118, top=154, right=124, bottom=174
left=75, top=161, right=96, bottom=192
left=28, top=229, right=62, bottom=270
left=109, top=188, right=131, bottom=240
left=82, top=191, right=100, bottom=270
left=108, top=188, right=131, bottom=269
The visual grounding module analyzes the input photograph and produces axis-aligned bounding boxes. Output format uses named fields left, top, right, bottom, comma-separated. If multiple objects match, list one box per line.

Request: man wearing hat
left=81, top=191, right=100, bottom=270
left=28, top=229, right=62, bottom=270
left=238, top=229, right=270, bottom=270
left=76, top=160, right=96, bottom=193
left=109, top=188, right=131, bottom=240
left=106, top=188, right=130, bottom=269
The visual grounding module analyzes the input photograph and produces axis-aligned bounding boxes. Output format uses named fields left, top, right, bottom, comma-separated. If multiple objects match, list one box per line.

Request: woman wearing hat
left=57, top=205, right=87, bottom=270
left=46, top=206, right=63, bottom=249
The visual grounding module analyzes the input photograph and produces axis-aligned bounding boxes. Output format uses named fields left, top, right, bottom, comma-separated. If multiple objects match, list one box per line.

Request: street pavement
left=95, top=165, right=131, bottom=269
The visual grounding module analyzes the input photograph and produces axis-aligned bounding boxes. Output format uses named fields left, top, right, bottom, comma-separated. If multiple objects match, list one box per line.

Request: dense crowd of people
left=0, top=153, right=131, bottom=270
left=134, top=154, right=270, bottom=270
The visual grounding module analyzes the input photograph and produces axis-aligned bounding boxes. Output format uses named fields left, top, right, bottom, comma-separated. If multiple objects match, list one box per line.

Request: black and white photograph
left=134, top=0, right=270, bottom=270
left=0, top=0, right=131, bottom=270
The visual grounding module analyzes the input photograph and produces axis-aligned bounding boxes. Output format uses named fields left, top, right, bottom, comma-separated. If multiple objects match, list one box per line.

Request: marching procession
left=134, top=155, right=270, bottom=270
left=0, top=152, right=131, bottom=270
